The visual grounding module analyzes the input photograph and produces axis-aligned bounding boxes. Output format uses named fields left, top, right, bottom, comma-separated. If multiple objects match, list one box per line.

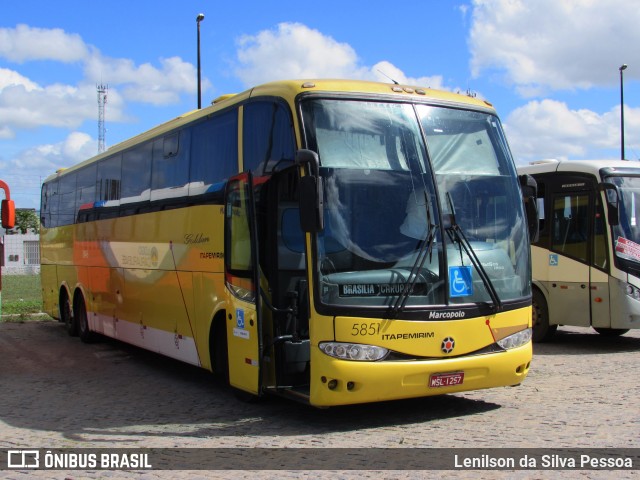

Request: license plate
left=429, top=371, right=464, bottom=388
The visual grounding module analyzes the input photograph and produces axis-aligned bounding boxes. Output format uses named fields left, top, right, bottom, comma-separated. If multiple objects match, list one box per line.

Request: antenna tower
left=97, top=84, right=108, bottom=153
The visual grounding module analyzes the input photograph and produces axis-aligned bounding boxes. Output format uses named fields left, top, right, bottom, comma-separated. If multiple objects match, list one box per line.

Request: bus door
left=224, top=172, right=263, bottom=395
left=548, top=182, right=606, bottom=327
left=589, top=189, right=611, bottom=328
left=263, top=167, right=311, bottom=392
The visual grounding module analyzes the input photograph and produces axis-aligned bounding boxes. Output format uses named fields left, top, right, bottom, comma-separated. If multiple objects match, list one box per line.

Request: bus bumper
left=308, top=342, right=532, bottom=407
left=608, top=277, right=640, bottom=329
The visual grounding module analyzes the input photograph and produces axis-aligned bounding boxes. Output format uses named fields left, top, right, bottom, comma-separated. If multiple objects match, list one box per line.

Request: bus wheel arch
left=73, top=289, right=97, bottom=343
left=532, top=287, right=557, bottom=343
left=209, top=310, right=229, bottom=383
left=59, top=286, right=77, bottom=336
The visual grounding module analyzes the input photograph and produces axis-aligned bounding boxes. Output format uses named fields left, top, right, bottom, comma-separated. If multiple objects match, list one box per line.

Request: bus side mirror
left=599, top=182, right=620, bottom=226
left=1, top=199, right=15, bottom=229
left=519, top=174, right=539, bottom=243
left=296, top=149, right=324, bottom=233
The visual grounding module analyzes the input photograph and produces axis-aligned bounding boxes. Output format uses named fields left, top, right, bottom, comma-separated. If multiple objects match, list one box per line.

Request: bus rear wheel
left=593, top=327, right=629, bottom=337
left=74, top=294, right=97, bottom=343
left=61, top=292, right=77, bottom=337
left=532, top=289, right=557, bottom=343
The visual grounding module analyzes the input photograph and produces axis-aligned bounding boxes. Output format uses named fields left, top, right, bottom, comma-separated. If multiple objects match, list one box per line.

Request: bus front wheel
left=532, top=289, right=557, bottom=343
left=210, top=313, right=229, bottom=383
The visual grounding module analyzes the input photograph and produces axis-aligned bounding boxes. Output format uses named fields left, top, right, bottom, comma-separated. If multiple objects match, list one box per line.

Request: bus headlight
left=319, top=342, right=389, bottom=361
left=626, top=284, right=640, bottom=301
left=497, top=328, right=532, bottom=350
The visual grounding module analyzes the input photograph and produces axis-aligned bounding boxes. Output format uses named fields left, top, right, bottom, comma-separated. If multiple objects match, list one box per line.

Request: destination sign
left=339, top=283, right=428, bottom=297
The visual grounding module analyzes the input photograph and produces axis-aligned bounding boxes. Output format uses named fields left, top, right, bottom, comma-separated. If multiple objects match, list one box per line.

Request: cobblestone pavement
left=0, top=319, right=638, bottom=479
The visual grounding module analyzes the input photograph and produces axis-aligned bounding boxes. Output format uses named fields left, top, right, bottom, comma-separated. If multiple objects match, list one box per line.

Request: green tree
left=14, top=209, right=40, bottom=234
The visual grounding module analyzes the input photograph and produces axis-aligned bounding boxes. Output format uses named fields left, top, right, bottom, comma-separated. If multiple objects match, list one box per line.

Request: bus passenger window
left=243, top=101, right=295, bottom=175
left=152, top=131, right=190, bottom=194
left=58, top=172, right=77, bottom=226
left=121, top=143, right=152, bottom=203
left=76, top=164, right=97, bottom=221
left=190, top=109, right=238, bottom=194
left=97, top=155, right=122, bottom=202
left=41, top=180, right=59, bottom=228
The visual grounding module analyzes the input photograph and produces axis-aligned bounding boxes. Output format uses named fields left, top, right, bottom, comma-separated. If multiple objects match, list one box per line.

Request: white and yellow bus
left=518, top=159, right=640, bottom=342
left=41, top=79, right=535, bottom=407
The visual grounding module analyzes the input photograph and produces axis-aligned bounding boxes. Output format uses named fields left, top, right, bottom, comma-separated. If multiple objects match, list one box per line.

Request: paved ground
left=0, top=319, right=638, bottom=479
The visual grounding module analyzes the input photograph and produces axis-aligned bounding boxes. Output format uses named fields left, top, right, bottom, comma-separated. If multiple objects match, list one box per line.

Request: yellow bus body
left=41, top=79, right=533, bottom=407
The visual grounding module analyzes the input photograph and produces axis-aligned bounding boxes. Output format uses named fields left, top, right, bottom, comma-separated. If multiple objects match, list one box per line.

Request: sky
left=1, top=0, right=639, bottom=209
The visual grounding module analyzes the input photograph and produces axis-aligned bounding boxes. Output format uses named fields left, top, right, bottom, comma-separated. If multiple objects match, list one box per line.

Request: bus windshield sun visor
left=387, top=190, right=438, bottom=318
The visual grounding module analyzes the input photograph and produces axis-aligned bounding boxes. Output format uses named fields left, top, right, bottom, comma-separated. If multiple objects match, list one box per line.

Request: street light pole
left=197, top=13, right=205, bottom=109
left=620, top=64, right=628, bottom=160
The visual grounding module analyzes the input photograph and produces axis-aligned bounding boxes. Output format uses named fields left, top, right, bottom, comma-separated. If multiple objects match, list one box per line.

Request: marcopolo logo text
left=429, top=310, right=466, bottom=319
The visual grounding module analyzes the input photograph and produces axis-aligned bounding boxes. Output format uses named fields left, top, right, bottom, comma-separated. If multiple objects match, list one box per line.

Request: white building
left=1, top=234, right=40, bottom=275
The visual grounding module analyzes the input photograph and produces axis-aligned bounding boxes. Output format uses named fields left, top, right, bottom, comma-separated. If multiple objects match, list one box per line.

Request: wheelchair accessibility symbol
left=236, top=308, right=245, bottom=329
left=449, top=266, right=473, bottom=297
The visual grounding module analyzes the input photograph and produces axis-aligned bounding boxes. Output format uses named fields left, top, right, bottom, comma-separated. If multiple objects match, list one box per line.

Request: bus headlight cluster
left=497, top=328, right=532, bottom=350
left=319, top=342, right=389, bottom=361
left=626, top=284, right=640, bottom=301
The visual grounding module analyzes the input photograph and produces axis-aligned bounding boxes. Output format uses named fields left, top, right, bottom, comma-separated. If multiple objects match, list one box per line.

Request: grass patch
left=1, top=274, right=43, bottom=317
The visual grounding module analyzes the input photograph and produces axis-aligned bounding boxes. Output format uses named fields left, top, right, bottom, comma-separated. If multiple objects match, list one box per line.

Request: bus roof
left=517, top=158, right=640, bottom=176
left=44, top=79, right=498, bottom=183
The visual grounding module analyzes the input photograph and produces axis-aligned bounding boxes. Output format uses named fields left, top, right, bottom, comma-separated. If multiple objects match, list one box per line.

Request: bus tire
left=60, top=291, right=77, bottom=337
left=532, top=289, right=556, bottom=343
left=75, top=294, right=97, bottom=343
left=593, top=327, right=629, bottom=337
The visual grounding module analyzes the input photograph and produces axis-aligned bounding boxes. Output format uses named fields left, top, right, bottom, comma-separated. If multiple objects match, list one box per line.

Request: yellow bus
left=518, top=159, right=640, bottom=342
left=40, top=79, right=535, bottom=406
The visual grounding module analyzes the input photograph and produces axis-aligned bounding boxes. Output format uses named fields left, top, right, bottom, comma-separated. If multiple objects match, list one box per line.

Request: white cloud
left=0, top=126, right=13, bottom=139
left=84, top=54, right=201, bottom=105
left=0, top=68, right=39, bottom=92
left=234, top=23, right=447, bottom=90
left=10, top=131, right=96, bottom=172
left=3, top=132, right=97, bottom=209
left=0, top=24, right=201, bottom=139
left=469, top=0, right=640, bottom=95
left=0, top=24, right=89, bottom=63
left=235, top=23, right=365, bottom=86
left=504, top=99, right=640, bottom=161
left=371, top=61, right=446, bottom=91
left=0, top=81, right=128, bottom=138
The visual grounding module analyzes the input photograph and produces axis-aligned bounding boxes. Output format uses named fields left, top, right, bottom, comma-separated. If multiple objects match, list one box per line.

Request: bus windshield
left=301, top=98, right=530, bottom=311
left=606, top=175, right=640, bottom=264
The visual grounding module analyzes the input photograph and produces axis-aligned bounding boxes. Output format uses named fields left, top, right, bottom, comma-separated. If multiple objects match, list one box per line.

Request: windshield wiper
left=446, top=192, right=503, bottom=312
left=388, top=191, right=438, bottom=318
